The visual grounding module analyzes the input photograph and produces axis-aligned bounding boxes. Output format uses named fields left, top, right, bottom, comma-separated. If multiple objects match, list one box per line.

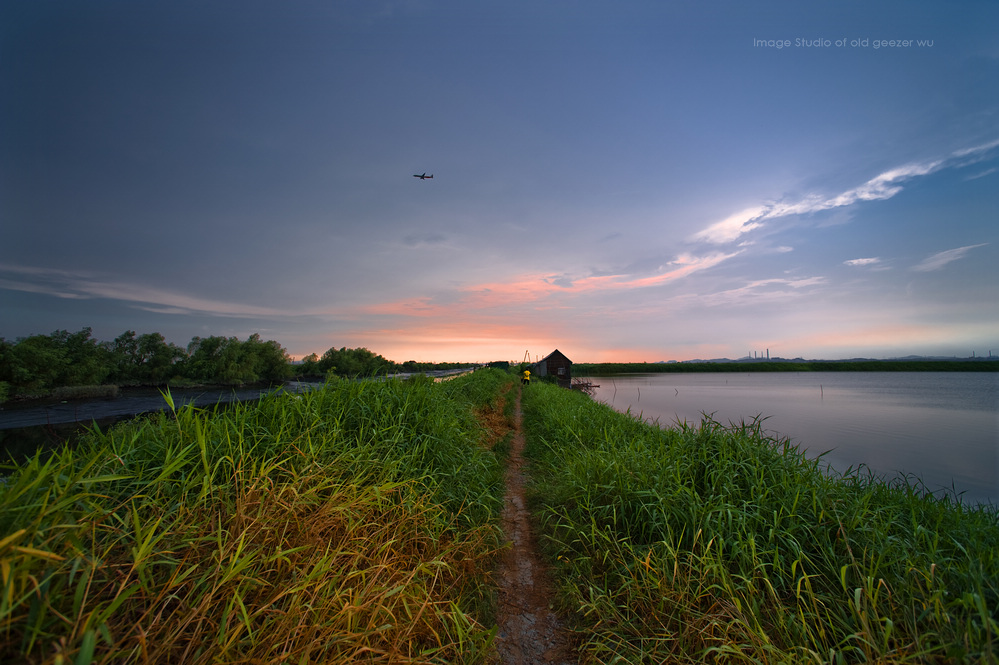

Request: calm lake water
left=583, top=372, right=999, bottom=506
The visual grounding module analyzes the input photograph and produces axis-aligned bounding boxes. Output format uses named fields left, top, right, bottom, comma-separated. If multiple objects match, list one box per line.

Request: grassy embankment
left=575, top=360, right=999, bottom=374
left=5, top=369, right=996, bottom=663
left=0, top=370, right=513, bottom=664
left=521, top=381, right=998, bottom=663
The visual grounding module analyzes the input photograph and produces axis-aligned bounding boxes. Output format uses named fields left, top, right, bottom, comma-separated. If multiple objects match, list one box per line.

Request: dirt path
left=493, top=385, right=577, bottom=665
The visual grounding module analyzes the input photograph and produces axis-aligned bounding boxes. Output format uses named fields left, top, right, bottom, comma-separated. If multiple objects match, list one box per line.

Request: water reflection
left=586, top=372, right=998, bottom=505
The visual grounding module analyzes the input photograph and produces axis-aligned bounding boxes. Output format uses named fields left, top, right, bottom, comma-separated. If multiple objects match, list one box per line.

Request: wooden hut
left=532, top=349, right=572, bottom=388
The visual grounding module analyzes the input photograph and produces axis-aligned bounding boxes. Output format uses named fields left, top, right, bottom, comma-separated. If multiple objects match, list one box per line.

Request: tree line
left=0, top=327, right=473, bottom=401
left=295, top=347, right=469, bottom=379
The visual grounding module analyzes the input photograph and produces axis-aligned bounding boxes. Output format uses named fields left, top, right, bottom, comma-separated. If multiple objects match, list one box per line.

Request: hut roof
left=540, top=349, right=571, bottom=363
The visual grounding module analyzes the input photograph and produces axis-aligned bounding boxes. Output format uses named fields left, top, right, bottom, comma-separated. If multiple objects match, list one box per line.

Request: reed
left=0, top=370, right=511, bottom=664
left=521, top=381, right=998, bottom=663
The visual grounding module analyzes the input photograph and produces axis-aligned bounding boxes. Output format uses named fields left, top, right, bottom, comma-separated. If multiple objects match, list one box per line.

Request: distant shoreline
left=574, top=359, right=999, bottom=375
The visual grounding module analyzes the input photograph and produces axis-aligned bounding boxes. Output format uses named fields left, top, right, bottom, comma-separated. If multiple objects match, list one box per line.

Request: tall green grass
left=522, top=381, right=998, bottom=663
left=0, top=369, right=511, bottom=664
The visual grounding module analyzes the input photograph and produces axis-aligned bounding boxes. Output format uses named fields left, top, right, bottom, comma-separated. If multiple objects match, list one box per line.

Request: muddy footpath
left=2, top=378, right=582, bottom=662
left=494, top=385, right=577, bottom=665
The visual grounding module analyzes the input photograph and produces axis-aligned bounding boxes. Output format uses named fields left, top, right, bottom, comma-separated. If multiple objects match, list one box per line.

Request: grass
left=6, top=369, right=994, bottom=663
left=0, top=369, right=512, bottom=664
left=521, top=381, right=999, bottom=664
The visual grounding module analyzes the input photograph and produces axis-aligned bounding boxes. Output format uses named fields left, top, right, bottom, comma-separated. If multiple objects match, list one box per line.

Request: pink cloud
left=348, top=252, right=742, bottom=361
left=361, top=252, right=738, bottom=328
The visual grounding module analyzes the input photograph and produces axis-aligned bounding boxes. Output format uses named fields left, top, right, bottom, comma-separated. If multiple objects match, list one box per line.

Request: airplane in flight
left=413, top=173, right=434, bottom=180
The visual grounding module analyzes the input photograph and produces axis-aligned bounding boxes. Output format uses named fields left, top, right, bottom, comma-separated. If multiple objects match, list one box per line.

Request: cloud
left=965, top=167, right=997, bottom=181
left=694, top=139, right=999, bottom=245
left=403, top=232, right=448, bottom=247
left=597, top=252, right=740, bottom=290
left=458, top=252, right=740, bottom=306
left=826, top=161, right=943, bottom=208
left=951, top=138, right=999, bottom=160
left=363, top=251, right=742, bottom=319
left=0, top=278, right=88, bottom=300
left=844, top=257, right=881, bottom=266
left=0, top=263, right=293, bottom=318
left=694, top=276, right=826, bottom=307
left=693, top=207, right=767, bottom=244
left=911, top=244, right=988, bottom=272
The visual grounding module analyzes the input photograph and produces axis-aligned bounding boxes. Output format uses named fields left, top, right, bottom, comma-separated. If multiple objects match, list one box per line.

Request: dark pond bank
left=0, top=372, right=469, bottom=464
left=0, top=384, right=292, bottom=464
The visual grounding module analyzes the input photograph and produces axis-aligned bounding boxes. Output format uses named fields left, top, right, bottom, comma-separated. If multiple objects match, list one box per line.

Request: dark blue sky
left=2, top=1, right=997, bottom=361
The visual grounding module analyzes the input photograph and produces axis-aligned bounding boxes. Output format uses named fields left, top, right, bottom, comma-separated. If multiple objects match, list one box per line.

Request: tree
left=243, top=333, right=292, bottom=382
left=0, top=328, right=108, bottom=392
left=102, top=331, right=184, bottom=384
left=0, top=338, right=14, bottom=400
left=318, top=346, right=397, bottom=378
left=58, top=328, right=109, bottom=385
left=8, top=333, right=68, bottom=391
left=185, top=336, right=238, bottom=384
left=297, top=353, right=320, bottom=377
left=105, top=330, right=141, bottom=382
left=184, top=334, right=289, bottom=385
left=136, top=332, right=184, bottom=383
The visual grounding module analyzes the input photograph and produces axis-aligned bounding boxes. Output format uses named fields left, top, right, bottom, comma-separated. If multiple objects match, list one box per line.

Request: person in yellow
left=521, top=369, right=531, bottom=386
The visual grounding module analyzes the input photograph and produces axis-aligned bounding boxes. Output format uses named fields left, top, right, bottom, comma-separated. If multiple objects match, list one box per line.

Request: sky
left=2, top=1, right=997, bottom=363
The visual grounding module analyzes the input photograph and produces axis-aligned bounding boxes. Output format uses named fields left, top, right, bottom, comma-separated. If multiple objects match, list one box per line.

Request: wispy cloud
left=693, top=276, right=826, bottom=307
left=911, top=244, right=988, bottom=272
left=694, top=139, right=999, bottom=245
left=0, top=263, right=292, bottom=318
left=363, top=251, right=741, bottom=319
left=402, top=232, right=449, bottom=247
left=951, top=138, right=999, bottom=160
left=0, top=278, right=88, bottom=300
left=965, top=167, right=996, bottom=181
left=844, top=257, right=881, bottom=267
left=461, top=252, right=741, bottom=303
left=693, top=207, right=767, bottom=244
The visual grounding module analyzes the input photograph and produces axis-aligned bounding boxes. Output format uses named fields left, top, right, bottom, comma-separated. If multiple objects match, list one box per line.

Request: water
left=0, top=386, right=277, bottom=464
left=584, top=372, right=999, bottom=505
left=0, top=374, right=469, bottom=464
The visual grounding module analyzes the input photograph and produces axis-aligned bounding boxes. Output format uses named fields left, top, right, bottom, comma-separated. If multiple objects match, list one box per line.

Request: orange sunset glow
left=3, top=3, right=995, bottom=364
